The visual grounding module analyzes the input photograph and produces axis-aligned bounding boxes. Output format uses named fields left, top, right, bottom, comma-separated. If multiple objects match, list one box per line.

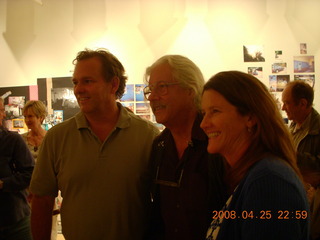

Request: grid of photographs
left=120, top=84, right=164, bottom=131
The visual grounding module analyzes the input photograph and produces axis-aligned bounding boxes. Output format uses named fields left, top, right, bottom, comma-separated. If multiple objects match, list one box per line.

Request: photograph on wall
left=53, top=110, right=64, bottom=125
left=37, top=77, right=79, bottom=123
left=275, top=50, right=282, bottom=59
left=121, top=102, right=134, bottom=113
left=243, top=45, right=265, bottom=62
left=269, top=75, right=290, bottom=92
left=294, top=74, right=315, bottom=88
left=121, top=84, right=134, bottom=102
left=12, top=119, right=25, bottom=129
left=269, top=75, right=277, bottom=92
left=5, top=104, right=21, bottom=118
left=271, top=62, right=287, bottom=74
left=8, top=96, right=25, bottom=107
left=248, top=67, right=263, bottom=79
left=294, top=56, right=315, bottom=73
left=300, top=43, right=307, bottom=54
left=52, top=88, right=78, bottom=109
left=135, top=102, right=150, bottom=115
left=135, top=84, right=146, bottom=101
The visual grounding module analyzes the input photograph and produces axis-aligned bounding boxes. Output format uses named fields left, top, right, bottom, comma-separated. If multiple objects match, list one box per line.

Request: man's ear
left=299, top=98, right=308, bottom=108
left=111, top=77, right=120, bottom=94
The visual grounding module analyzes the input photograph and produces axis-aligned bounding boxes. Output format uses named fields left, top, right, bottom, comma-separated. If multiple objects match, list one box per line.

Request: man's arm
left=31, top=194, right=55, bottom=240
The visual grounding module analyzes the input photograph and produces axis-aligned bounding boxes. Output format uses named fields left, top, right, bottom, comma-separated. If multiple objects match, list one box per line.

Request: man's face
left=147, top=63, right=194, bottom=128
left=281, top=86, right=301, bottom=122
left=72, top=57, right=118, bottom=116
left=0, top=101, right=5, bottom=126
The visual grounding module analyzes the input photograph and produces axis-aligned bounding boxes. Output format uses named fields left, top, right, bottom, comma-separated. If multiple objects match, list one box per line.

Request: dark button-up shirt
left=149, top=114, right=226, bottom=240
left=0, top=128, right=34, bottom=228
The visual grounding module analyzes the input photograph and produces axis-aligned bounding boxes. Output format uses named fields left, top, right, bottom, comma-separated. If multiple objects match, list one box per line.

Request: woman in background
left=22, top=100, right=60, bottom=240
left=200, top=71, right=309, bottom=240
left=22, top=100, right=47, bottom=160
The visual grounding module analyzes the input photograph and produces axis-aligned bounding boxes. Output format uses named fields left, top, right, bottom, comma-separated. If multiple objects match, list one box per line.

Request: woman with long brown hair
left=201, top=71, right=309, bottom=240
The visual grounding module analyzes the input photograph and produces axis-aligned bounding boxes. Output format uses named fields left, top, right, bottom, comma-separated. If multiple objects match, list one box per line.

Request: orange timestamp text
left=212, top=210, right=308, bottom=220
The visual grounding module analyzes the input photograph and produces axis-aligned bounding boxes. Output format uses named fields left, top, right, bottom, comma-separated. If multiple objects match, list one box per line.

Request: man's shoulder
left=125, top=110, right=159, bottom=133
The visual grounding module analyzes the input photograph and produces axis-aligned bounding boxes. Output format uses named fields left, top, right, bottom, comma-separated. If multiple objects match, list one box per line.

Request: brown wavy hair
left=203, top=71, right=302, bottom=192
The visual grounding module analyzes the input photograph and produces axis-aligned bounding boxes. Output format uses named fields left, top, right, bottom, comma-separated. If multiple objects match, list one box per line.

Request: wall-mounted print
left=275, top=50, right=282, bottom=59
left=294, top=74, right=315, bottom=88
left=243, top=45, right=265, bottom=62
left=248, top=67, right=263, bottom=79
left=269, top=75, right=277, bottom=92
left=300, top=43, right=307, bottom=54
left=294, top=56, right=314, bottom=73
left=8, top=96, right=25, bottom=108
left=269, top=75, right=290, bottom=92
left=121, top=84, right=134, bottom=102
left=12, top=118, right=25, bottom=129
left=135, top=84, right=146, bottom=101
left=53, top=110, right=64, bottom=125
left=121, top=102, right=134, bottom=113
left=135, top=102, right=150, bottom=115
left=272, top=63, right=287, bottom=74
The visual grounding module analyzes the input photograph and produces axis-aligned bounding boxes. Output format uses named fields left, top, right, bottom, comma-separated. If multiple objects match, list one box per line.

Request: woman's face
left=200, top=89, right=253, bottom=165
left=24, top=108, right=42, bottom=130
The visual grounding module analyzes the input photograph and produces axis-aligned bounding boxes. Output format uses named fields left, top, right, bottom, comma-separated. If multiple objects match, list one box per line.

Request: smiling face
left=72, top=57, right=118, bottom=117
left=147, top=63, right=194, bottom=128
left=200, top=89, right=253, bottom=165
left=23, top=108, right=43, bottom=130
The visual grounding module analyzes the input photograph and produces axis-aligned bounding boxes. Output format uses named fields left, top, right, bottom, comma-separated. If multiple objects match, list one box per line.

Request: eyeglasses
left=154, top=166, right=184, bottom=188
left=143, top=81, right=180, bottom=100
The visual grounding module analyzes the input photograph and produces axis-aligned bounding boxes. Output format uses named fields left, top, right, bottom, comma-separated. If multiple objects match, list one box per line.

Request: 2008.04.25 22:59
left=212, top=210, right=308, bottom=220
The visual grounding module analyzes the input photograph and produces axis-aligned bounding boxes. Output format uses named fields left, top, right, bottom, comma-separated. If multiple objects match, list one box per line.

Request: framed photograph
left=135, top=102, right=150, bottom=115
left=53, top=110, right=64, bottom=125
left=275, top=50, right=282, bottom=59
left=294, top=74, right=315, bottom=88
left=12, top=119, right=25, bottom=129
left=243, top=45, right=265, bottom=62
left=135, top=84, right=146, bottom=101
left=294, top=56, right=315, bottom=73
left=300, top=43, right=307, bottom=54
left=272, top=63, right=287, bottom=74
left=248, top=67, right=263, bottom=79
left=120, top=84, right=134, bottom=102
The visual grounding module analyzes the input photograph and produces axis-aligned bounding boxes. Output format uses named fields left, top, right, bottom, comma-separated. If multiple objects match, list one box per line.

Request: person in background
left=0, top=97, right=35, bottom=240
left=30, top=48, right=159, bottom=240
left=201, top=71, right=309, bottom=240
left=282, top=80, right=320, bottom=240
left=22, top=100, right=60, bottom=240
left=144, top=55, right=226, bottom=240
left=22, top=100, right=47, bottom=161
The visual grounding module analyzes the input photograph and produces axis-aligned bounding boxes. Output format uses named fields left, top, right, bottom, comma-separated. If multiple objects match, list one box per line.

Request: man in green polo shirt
left=30, top=49, right=159, bottom=240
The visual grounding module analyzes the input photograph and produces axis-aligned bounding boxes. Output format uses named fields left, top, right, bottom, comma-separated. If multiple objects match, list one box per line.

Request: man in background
left=30, top=49, right=159, bottom=240
left=0, top=97, right=35, bottom=240
left=282, top=80, right=320, bottom=240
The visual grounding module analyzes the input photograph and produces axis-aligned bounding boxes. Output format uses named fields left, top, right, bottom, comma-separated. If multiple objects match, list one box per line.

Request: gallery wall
left=0, top=0, right=319, bottom=111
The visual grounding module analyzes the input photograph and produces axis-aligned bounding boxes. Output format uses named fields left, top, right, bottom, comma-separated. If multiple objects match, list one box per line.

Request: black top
left=0, top=128, right=34, bottom=228
left=147, top=114, right=227, bottom=240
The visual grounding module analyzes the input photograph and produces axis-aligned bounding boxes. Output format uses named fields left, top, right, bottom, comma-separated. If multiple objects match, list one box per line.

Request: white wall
left=0, top=0, right=319, bottom=111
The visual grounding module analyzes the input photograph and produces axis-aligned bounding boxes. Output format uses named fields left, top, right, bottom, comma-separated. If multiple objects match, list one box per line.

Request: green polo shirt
left=30, top=104, right=159, bottom=240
